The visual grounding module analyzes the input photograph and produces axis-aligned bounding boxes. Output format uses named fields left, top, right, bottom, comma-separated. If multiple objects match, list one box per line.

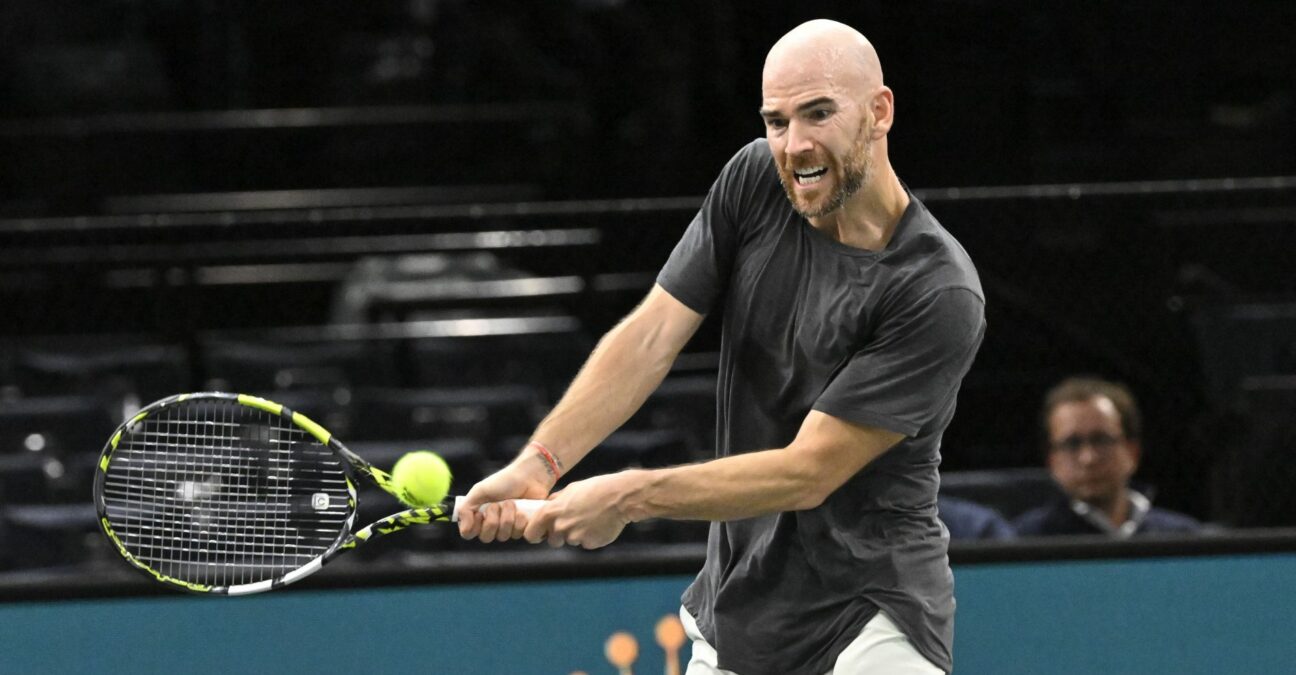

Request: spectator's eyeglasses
left=1050, top=433, right=1124, bottom=454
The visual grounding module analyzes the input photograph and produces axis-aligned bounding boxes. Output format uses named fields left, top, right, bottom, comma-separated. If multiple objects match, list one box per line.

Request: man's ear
left=869, top=86, right=895, bottom=137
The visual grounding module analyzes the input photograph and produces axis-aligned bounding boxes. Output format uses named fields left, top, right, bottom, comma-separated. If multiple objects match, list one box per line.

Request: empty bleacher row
left=0, top=102, right=587, bottom=217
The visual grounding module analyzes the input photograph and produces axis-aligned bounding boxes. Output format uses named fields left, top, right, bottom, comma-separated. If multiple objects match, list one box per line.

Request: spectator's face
left=1046, top=396, right=1139, bottom=507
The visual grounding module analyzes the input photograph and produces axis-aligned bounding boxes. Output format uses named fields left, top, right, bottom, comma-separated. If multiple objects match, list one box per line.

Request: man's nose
left=1075, top=445, right=1101, bottom=465
left=786, top=121, right=815, bottom=155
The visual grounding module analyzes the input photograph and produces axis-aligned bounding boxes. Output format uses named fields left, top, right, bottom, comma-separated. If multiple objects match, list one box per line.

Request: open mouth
left=793, top=166, right=828, bottom=185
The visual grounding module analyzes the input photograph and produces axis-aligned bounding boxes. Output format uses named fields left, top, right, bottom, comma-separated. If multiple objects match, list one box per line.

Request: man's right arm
left=457, top=283, right=705, bottom=540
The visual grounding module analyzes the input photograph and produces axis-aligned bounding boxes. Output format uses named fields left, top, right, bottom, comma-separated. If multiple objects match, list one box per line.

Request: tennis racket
left=93, top=392, right=541, bottom=595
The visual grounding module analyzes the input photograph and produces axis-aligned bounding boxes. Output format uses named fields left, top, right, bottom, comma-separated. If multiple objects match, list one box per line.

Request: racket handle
left=451, top=496, right=545, bottom=522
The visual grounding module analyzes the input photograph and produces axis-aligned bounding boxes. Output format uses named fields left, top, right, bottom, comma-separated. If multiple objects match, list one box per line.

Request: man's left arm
left=521, top=410, right=903, bottom=549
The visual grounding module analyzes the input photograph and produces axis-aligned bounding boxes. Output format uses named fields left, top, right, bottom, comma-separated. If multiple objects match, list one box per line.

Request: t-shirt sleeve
left=814, top=286, right=986, bottom=437
left=655, top=144, right=754, bottom=315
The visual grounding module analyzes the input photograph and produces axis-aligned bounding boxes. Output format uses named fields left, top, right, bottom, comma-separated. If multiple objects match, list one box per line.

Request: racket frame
left=93, top=392, right=457, bottom=595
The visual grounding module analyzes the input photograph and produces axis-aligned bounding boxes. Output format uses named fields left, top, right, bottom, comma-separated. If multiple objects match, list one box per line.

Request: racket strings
left=101, top=399, right=352, bottom=588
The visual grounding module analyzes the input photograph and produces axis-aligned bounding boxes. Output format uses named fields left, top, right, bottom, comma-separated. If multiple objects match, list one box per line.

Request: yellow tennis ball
left=391, top=451, right=452, bottom=507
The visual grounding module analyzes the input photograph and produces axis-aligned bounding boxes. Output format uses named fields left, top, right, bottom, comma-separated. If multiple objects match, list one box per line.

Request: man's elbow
left=790, top=486, right=829, bottom=512
left=781, top=437, right=895, bottom=512
left=786, top=462, right=835, bottom=511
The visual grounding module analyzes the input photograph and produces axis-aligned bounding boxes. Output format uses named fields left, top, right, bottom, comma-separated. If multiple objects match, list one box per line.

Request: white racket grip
left=451, top=496, right=545, bottom=522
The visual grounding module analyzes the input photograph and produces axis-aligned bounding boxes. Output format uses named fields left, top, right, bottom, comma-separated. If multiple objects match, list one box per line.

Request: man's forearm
left=614, top=411, right=903, bottom=522
left=517, top=446, right=827, bottom=549
left=617, top=448, right=827, bottom=522
left=530, top=290, right=699, bottom=471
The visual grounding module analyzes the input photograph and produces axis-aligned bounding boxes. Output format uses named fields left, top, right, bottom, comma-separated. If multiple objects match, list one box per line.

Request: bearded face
left=775, top=115, right=875, bottom=219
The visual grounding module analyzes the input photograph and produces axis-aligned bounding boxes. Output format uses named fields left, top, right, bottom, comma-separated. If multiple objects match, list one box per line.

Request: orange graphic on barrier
left=568, top=614, right=686, bottom=675
left=655, top=615, right=687, bottom=675
left=606, top=631, right=639, bottom=674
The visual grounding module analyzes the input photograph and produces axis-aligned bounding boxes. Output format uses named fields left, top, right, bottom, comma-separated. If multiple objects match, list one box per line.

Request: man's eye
left=810, top=109, right=832, bottom=121
left=766, top=118, right=788, bottom=130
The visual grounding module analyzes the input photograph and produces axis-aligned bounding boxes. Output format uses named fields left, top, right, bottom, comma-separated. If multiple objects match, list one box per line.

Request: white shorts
left=680, top=606, right=944, bottom=675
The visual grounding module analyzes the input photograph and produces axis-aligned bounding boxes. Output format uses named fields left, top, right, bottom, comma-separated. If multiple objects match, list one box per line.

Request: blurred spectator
left=1013, top=377, right=1200, bottom=537
left=938, top=494, right=1015, bottom=540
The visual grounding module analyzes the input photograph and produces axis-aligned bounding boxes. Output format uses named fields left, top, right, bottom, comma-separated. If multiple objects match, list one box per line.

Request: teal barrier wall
left=2, top=553, right=1293, bottom=674
left=0, top=576, right=689, bottom=675
left=953, top=553, right=1295, bottom=675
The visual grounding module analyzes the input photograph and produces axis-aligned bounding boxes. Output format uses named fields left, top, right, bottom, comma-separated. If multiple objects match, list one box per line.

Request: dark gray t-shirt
left=657, top=139, right=985, bottom=675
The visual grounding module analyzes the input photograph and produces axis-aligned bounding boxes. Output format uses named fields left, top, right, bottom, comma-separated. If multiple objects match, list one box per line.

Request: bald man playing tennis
left=460, top=19, right=984, bottom=674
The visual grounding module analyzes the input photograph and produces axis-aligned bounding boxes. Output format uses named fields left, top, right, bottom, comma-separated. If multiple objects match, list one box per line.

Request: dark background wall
left=3, top=1, right=1294, bottom=206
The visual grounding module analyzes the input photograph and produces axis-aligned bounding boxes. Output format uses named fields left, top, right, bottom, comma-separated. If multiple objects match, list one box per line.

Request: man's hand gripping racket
left=92, top=392, right=542, bottom=595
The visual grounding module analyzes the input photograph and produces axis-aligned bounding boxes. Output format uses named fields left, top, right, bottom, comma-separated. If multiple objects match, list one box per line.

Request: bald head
left=758, top=19, right=901, bottom=227
left=763, top=20, right=883, bottom=98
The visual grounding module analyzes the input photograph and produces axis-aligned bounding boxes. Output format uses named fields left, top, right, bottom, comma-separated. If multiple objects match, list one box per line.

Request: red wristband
left=528, top=440, right=563, bottom=481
